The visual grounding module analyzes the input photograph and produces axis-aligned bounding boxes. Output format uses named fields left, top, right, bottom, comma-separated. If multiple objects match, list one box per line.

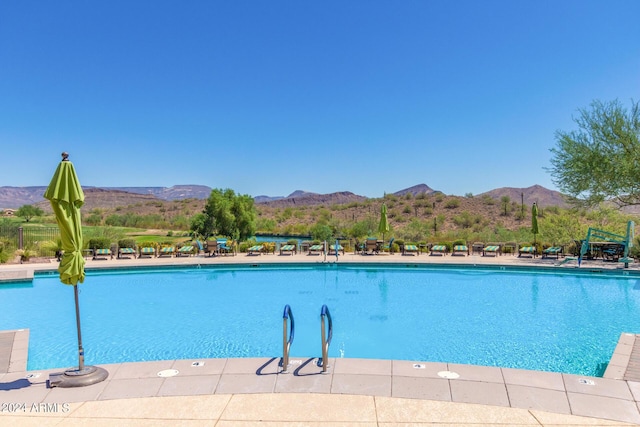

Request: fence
left=0, top=226, right=60, bottom=257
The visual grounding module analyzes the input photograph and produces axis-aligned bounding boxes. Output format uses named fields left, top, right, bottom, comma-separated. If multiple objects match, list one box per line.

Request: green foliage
left=87, top=237, right=111, bottom=249
left=349, top=218, right=377, bottom=238
left=550, top=99, right=640, bottom=208
left=198, top=188, right=257, bottom=240
left=310, top=223, right=333, bottom=241
left=481, top=195, right=495, bottom=205
left=118, top=238, right=136, bottom=248
left=453, top=211, right=482, bottom=229
left=16, top=205, right=44, bottom=222
left=500, top=196, right=511, bottom=216
left=444, top=199, right=460, bottom=209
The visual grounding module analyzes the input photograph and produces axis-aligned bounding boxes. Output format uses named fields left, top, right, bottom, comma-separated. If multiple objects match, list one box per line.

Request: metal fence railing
left=0, top=226, right=60, bottom=257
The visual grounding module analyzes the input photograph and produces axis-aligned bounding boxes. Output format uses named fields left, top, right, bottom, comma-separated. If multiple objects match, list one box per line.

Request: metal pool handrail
left=319, top=304, right=333, bottom=373
left=280, top=304, right=294, bottom=372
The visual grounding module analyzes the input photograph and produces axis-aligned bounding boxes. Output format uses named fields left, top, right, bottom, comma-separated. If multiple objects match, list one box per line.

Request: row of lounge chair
left=90, top=245, right=199, bottom=260
left=398, top=242, right=565, bottom=258
left=85, top=240, right=567, bottom=260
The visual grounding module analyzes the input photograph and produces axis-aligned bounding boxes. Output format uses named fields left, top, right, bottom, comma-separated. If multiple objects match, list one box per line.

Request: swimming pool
left=2, top=264, right=639, bottom=376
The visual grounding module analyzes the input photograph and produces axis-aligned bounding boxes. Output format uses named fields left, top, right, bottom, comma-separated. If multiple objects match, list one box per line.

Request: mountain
left=254, top=195, right=284, bottom=203
left=35, top=188, right=164, bottom=213
left=0, top=183, right=569, bottom=210
left=0, top=186, right=48, bottom=209
left=393, top=183, right=440, bottom=197
left=0, top=185, right=212, bottom=209
left=106, top=185, right=212, bottom=200
left=260, top=191, right=367, bottom=207
left=478, top=185, right=569, bottom=208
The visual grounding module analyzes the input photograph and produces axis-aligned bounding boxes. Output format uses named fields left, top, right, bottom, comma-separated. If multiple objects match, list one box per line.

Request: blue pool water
left=2, top=264, right=640, bottom=376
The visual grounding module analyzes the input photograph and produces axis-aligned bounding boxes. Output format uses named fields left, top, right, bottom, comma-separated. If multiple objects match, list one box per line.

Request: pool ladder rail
left=280, top=304, right=294, bottom=373
left=317, top=304, right=333, bottom=373
left=279, top=304, right=333, bottom=374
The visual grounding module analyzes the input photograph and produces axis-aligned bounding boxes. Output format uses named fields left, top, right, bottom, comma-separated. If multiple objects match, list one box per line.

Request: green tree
left=195, top=188, right=257, bottom=240
left=16, top=205, right=43, bottom=222
left=549, top=99, right=640, bottom=208
left=310, top=222, right=333, bottom=241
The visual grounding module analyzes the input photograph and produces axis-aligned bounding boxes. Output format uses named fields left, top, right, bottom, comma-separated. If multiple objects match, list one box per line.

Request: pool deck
left=2, top=252, right=640, bottom=425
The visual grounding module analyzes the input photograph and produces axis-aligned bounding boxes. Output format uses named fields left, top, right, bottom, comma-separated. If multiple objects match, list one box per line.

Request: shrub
left=87, top=237, right=111, bottom=249
left=444, top=199, right=460, bottom=209
left=118, top=239, right=136, bottom=249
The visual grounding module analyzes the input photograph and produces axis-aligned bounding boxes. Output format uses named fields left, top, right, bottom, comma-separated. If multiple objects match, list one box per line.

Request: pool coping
left=2, top=339, right=640, bottom=424
left=3, top=254, right=640, bottom=424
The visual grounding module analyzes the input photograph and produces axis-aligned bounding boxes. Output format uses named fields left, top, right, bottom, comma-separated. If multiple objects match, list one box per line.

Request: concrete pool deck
left=2, top=251, right=640, bottom=425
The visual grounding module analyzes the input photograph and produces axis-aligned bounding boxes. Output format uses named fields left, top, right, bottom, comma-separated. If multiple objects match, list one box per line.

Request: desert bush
left=87, top=237, right=111, bottom=249
left=118, top=239, right=136, bottom=249
left=444, top=199, right=460, bottom=209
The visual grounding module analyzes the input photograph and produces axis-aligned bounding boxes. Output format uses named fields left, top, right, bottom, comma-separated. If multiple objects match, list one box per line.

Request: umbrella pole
left=74, top=284, right=85, bottom=371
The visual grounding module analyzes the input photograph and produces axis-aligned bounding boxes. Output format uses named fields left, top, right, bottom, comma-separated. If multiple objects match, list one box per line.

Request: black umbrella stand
left=48, top=285, right=108, bottom=388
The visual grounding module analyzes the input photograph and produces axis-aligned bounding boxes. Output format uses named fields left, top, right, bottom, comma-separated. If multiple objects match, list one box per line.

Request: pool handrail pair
left=280, top=304, right=333, bottom=373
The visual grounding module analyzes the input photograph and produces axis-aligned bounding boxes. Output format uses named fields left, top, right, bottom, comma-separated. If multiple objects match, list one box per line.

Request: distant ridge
left=393, top=183, right=440, bottom=197
left=478, top=184, right=569, bottom=208
left=109, top=185, right=212, bottom=200
left=0, top=185, right=212, bottom=209
left=260, top=191, right=366, bottom=207
left=0, top=183, right=569, bottom=210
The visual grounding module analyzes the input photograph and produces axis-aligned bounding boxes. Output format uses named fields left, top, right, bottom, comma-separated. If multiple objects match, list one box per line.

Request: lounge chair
left=403, top=244, right=419, bottom=256
left=247, top=245, right=263, bottom=255
left=177, top=245, right=195, bottom=257
left=204, top=240, right=218, bottom=257
left=382, top=238, right=395, bottom=254
left=92, top=248, right=113, bottom=260
left=158, top=246, right=175, bottom=257
left=117, top=247, right=136, bottom=259
left=329, top=244, right=344, bottom=255
left=139, top=247, right=156, bottom=258
left=218, top=240, right=235, bottom=256
left=279, top=244, right=296, bottom=255
left=518, top=246, right=536, bottom=257
left=430, top=245, right=447, bottom=256
left=195, top=240, right=204, bottom=255
left=542, top=246, right=563, bottom=259
left=452, top=245, right=469, bottom=256
left=483, top=245, right=500, bottom=256
left=308, top=244, right=324, bottom=255
left=364, top=238, right=379, bottom=255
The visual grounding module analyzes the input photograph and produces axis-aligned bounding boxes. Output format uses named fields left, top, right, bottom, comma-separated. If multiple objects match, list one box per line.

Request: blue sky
left=1, top=1, right=639, bottom=198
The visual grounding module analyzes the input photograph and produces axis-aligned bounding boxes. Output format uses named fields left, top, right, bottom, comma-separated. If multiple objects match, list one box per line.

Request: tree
left=193, top=188, right=257, bottom=240
left=549, top=99, right=640, bottom=208
left=16, top=205, right=43, bottom=222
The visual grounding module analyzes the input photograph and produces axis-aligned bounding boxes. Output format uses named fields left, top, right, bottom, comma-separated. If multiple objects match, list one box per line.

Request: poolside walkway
left=2, top=252, right=640, bottom=425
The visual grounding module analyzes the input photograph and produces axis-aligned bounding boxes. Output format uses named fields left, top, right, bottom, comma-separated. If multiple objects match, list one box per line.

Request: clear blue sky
left=1, top=1, right=639, bottom=198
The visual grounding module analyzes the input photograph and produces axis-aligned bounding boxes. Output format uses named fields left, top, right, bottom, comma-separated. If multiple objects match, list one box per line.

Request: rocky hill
left=393, top=183, right=440, bottom=197
left=0, top=183, right=570, bottom=211
left=259, top=191, right=367, bottom=207
left=478, top=185, right=569, bottom=208
left=34, top=188, right=164, bottom=213
left=0, top=185, right=212, bottom=209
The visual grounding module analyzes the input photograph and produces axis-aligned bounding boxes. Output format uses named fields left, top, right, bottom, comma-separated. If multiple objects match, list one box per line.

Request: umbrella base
left=48, top=366, right=108, bottom=388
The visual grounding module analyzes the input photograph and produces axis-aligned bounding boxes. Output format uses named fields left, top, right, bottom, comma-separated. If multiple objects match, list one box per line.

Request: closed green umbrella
left=378, top=203, right=389, bottom=242
left=44, top=152, right=107, bottom=387
left=531, top=202, right=539, bottom=244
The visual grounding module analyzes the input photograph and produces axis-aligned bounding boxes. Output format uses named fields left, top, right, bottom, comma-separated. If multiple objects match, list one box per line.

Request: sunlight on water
left=1, top=265, right=639, bottom=376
